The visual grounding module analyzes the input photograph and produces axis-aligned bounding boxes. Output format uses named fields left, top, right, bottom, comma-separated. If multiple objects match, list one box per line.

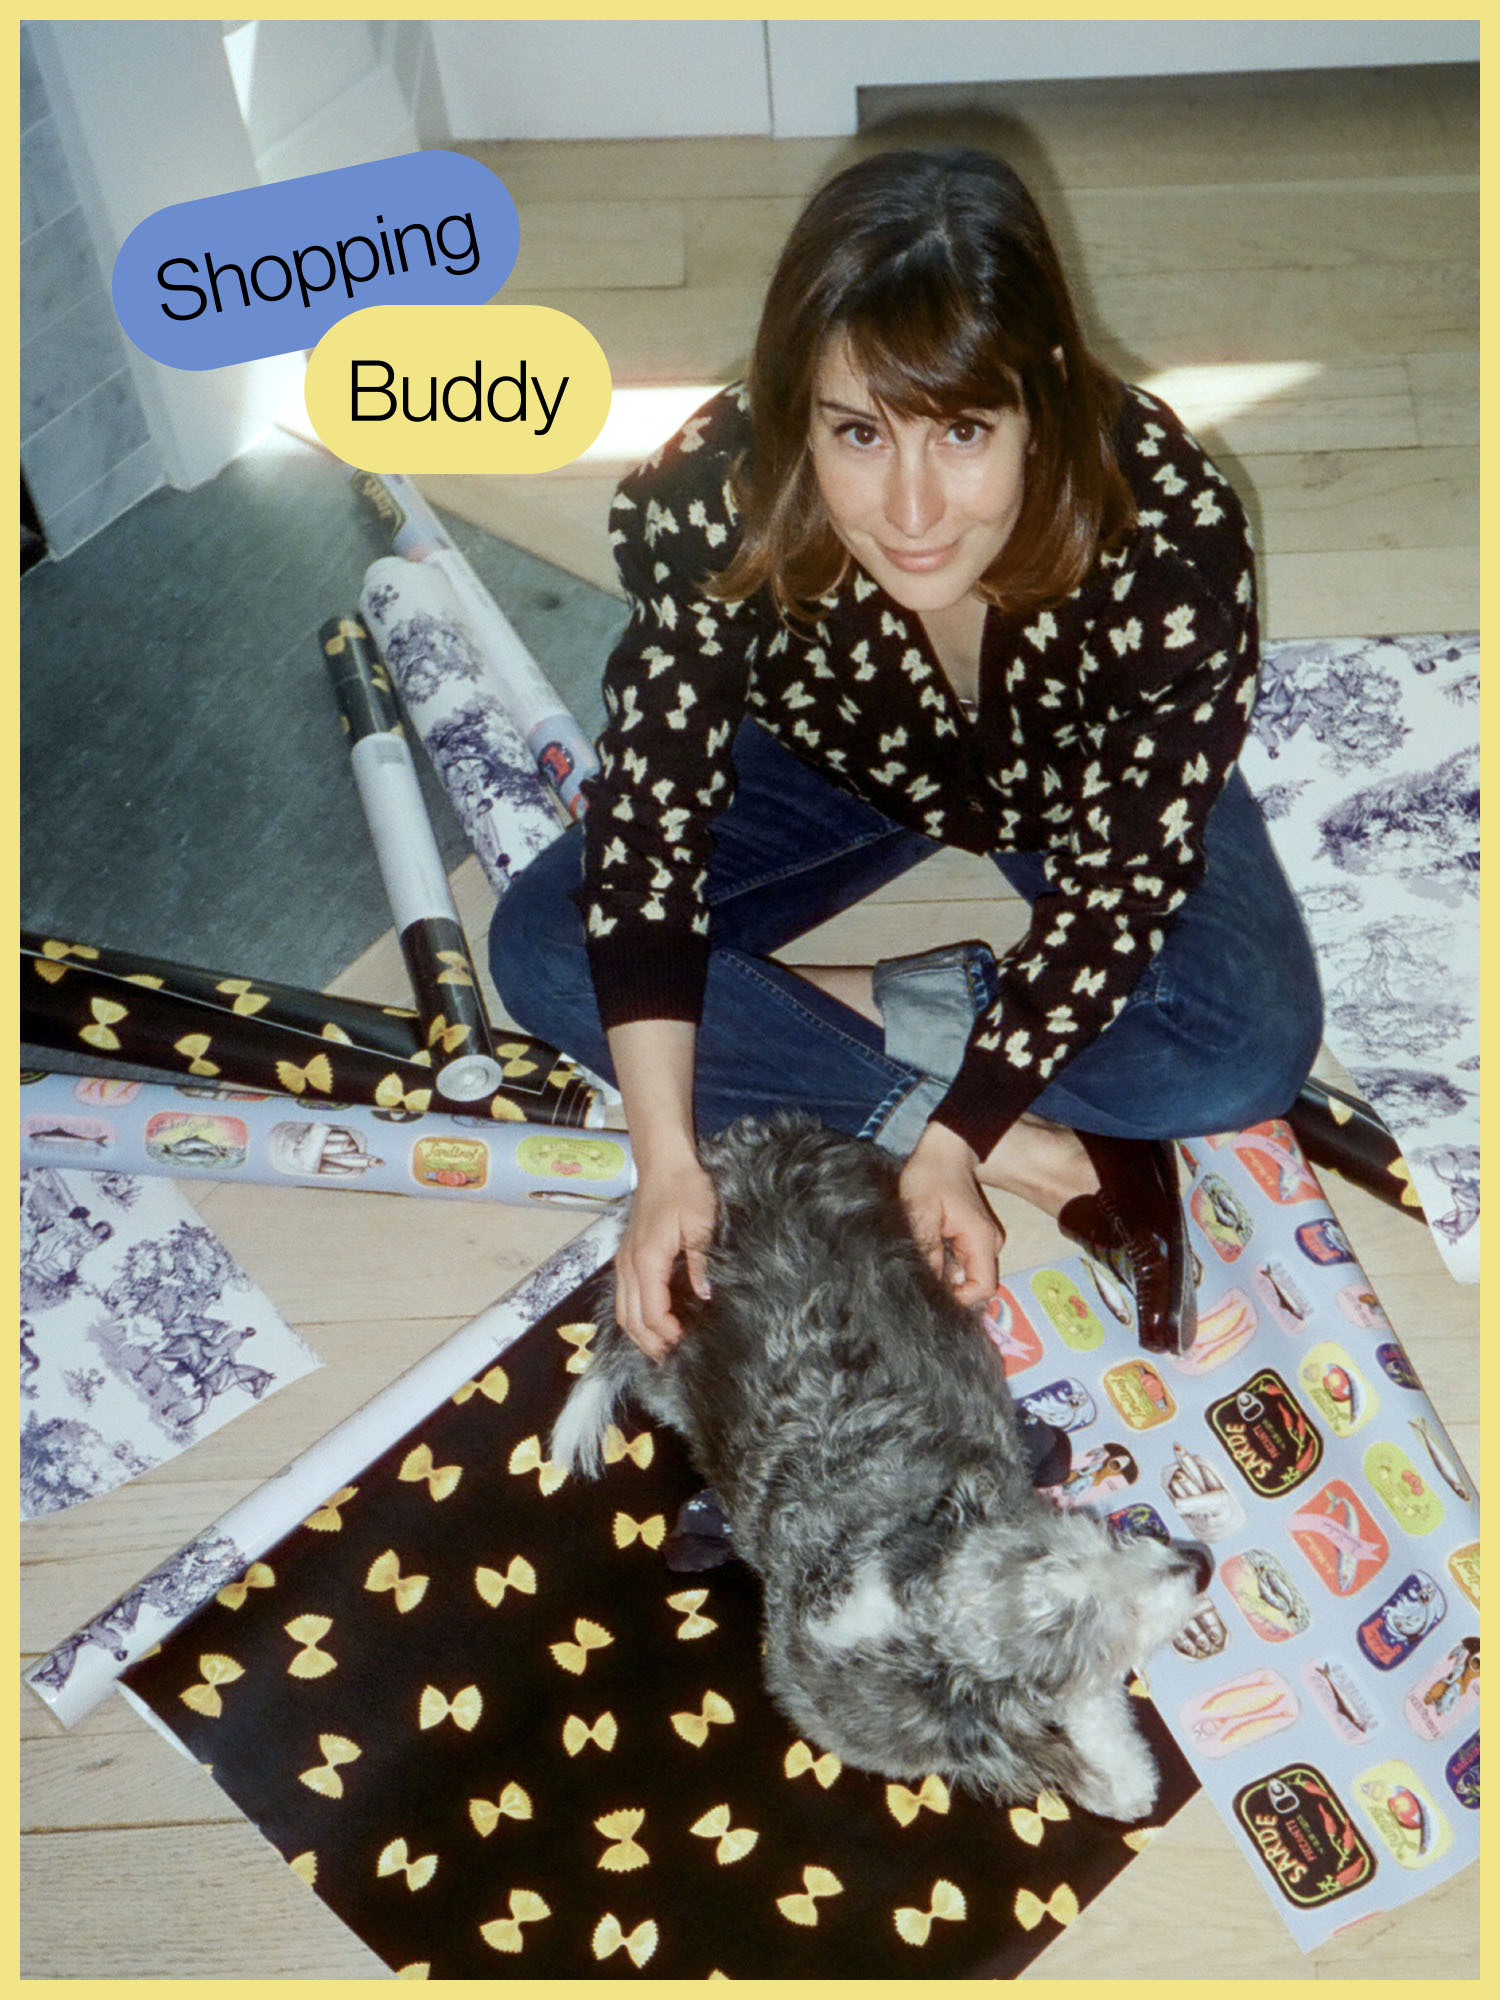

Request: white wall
left=428, top=19, right=770, bottom=140
left=418, top=17, right=1478, bottom=143
left=35, top=19, right=304, bottom=493
left=767, top=19, right=1482, bottom=137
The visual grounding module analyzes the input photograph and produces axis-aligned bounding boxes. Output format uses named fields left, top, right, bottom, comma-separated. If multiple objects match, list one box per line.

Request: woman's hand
left=900, top=1121, right=1005, bottom=1306
left=604, top=1017, right=714, bottom=1360
left=614, top=1155, right=716, bottom=1359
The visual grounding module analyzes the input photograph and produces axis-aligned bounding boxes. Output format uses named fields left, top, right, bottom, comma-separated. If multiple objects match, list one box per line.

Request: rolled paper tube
left=359, top=556, right=564, bottom=893
left=349, top=466, right=456, bottom=560
left=320, top=614, right=502, bottom=1100
left=22, top=930, right=596, bottom=1124
left=23, top=1209, right=628, bottom=1727
left=22, top=943, right=598, bottom=1127
left=19, top=1066, right=634, bottom=1205
left=422, top=547, right=599, bottom=818
left=1286, top=1077, right=1426, bottom=1220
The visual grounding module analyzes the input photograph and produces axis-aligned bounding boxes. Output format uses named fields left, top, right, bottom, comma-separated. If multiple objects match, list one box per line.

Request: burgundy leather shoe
left=1056, top=1133, right=1196, bottom=1356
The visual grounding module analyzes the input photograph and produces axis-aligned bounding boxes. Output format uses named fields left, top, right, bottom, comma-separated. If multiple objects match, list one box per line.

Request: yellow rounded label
left=304, top=302, right=612, bottom=473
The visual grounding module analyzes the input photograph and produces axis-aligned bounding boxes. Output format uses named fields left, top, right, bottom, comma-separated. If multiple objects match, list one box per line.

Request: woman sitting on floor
left=490, top=144, right=1323, bottom=1359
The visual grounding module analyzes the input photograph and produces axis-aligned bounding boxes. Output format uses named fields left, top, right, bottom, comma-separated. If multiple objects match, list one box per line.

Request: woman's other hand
left=900, top=1120, right=1004, bottom=1306
left=614, top=1155, right=716, bottom=1358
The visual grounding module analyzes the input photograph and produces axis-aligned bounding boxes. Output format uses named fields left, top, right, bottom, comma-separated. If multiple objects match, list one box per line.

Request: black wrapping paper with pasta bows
left=22, top=931, right=598, bottom=1127
left=122, top=1275, right=1197, bottom=1980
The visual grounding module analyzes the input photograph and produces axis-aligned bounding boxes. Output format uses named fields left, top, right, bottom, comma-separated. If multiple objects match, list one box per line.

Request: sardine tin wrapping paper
left=1240, top=632, right=1480, bottom=1280
left=31, top=1120, right=1476, bottom=1951
left=20, top=1167, right=320, bottom=1519
left=984, top=1118, right=1477, bottom=1948
left=24, top=1214, right=627, bottom=1726
left=20, top=1068, right=634, bottom=1207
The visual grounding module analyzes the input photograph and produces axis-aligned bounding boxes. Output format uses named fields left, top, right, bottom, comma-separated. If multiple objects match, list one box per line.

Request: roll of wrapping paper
left=19, top=1066, right=634, bottom=1205
left=22, top=935, right=599, bottom=1128
left=349, top=466, right=456, bottom=560
left=23, top=1210, right=628, bottom=1727
left=1287, top=1076, right=1427, bottom=1220
left=359, top=556, right=565, bottom=893
left=420, top=548, right=598, bottom=818
left=321, top=614, right=502, bottom=1101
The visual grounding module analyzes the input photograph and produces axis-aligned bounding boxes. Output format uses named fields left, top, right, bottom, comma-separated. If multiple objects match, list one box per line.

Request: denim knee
left=487, top=830, right=603, bottom=1060
left=1163, top=947, right=1324, bottom=1133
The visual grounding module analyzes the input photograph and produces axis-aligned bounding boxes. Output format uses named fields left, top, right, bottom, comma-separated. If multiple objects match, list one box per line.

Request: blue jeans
left=489, top=721, right=1323, bottom=1146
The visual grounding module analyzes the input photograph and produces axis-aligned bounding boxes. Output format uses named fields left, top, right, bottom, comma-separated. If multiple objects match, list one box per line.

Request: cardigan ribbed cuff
left=928, top=1052, right=1033, bottom=1164
left=585, top=930, right=711, bottom=1034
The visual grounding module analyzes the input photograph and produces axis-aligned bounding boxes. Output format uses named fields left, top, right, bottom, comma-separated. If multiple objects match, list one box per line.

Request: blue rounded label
left=111, top=151, right=518, bottom=371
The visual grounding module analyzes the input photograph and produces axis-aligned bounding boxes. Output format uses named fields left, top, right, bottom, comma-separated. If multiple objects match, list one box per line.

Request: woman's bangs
left=839, top=279, right=1022, bottom=422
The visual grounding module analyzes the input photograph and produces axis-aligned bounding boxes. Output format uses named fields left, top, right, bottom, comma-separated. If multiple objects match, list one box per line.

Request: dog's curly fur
left=551, top=1114, right=1204, bottom=1819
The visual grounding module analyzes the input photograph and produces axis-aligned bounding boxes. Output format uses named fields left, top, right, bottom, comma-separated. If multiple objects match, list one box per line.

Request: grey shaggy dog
left=551, top=1115, right=1207, bottom=1821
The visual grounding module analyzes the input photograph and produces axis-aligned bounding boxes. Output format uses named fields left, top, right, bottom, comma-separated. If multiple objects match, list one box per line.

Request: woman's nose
left=884, top=450, right=944, bottom=538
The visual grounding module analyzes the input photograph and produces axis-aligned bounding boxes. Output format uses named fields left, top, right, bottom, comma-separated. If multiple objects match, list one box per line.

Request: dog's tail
left=548, top=1328, right=639, bottom=1479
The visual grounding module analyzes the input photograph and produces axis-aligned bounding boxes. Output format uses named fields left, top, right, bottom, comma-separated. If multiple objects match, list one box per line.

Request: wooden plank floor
left=20, top=65, right=1478, bottom=1979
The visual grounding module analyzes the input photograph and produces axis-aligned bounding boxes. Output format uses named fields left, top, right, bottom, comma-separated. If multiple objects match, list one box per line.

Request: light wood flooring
left=20, top=64, right=1479, bottom=1978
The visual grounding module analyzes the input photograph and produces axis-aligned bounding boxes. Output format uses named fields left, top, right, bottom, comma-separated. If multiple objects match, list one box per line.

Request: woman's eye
left=838, top=420, right=881, bottom=447
left=947, top=417, right=990, bottom=444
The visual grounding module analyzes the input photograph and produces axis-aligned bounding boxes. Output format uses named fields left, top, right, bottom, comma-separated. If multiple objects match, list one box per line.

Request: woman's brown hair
left=710, top=147, right=1135, bottom=621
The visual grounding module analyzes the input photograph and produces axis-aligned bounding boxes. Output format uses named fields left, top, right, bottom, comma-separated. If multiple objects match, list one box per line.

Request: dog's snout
left=1172, top=1538, right=1215, bottom=1594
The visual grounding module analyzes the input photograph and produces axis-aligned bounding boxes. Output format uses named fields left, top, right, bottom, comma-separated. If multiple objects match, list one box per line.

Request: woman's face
left=808, top=340, right=1030, bottom=615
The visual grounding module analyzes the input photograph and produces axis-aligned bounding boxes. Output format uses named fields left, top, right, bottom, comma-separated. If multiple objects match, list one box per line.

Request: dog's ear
left=1017, top=1556, right=1124, bottom=1694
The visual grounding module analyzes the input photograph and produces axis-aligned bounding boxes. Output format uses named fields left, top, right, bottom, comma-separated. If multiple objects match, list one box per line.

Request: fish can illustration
left=1402, top=1636, right=1479, bottom=1743
left=1446, top=1543, right=1479, bottom=1610
left=1252, top=1258, right=1314, bottom=1336
left=1445, top=1733, right=1479, bottom=1811
left=1221, top=1547, right=1313, bottom=1643
left=1107, top=1501, right=1172, bottom=1547
left=71, top=1075, right=141, bottom=1105
left=1337, top=1282, right=1392, bottom=1332
left=1406, top=1416, right=1472, bottom=1503
left=1028, top=1269, right=1106, bottom=1352
left=1189, top=1173, right=1256, bottom=1261
left=22, top=1113, right=115, bottom=1157
left=1171, top=1599, right=1231, bottom=1662
left=1101, top=1358, right=1176, bottom=1429
left=411, top=1135, right=489, bottom=1191
left=1172, top=1286, right=1258, bottom=1376
left=1294, top=1218, right=1355, bottom=1267
left=1353, top=1760, right=1451, bottom=1870
left=1041, top=1440, right=1138, bottom=1510
left=1301, top=1657, right=1380, bottom=1747
left=268, top=1121, right=385, bottom=1180
left=1287, top=1478, right=1388, bottom=1597
left=1016, top=1376, right=1097, bottom=1432
left=143, top=1111, right=249, bottom=1173
left=1180, top=1667, right=1300, bottom=1758
left=980, top=1284, right=1045, bottom=1376
left=1233, top=1122, right=1321, bottom=1204
left=1373, top=1341, right=1422, bottom=1390
left=515, top=1133, right=628, bottom=1181
left=1357, top=1570, right=1446, bottom=1671
left=1206, top=1369, right=1323, bottom=1497
left=1232, top=1765, right=1377, bottom=1910
left=1160, top=1440, right=1246, bottom=1542
left=1296, top=1342, right=1378, bottom=1438
left=1362, top=1441, right=1445, bottom=1537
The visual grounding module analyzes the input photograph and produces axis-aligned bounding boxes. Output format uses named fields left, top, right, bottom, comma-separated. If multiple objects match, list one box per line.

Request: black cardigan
left=578, top=381, right=1260, bottom=1157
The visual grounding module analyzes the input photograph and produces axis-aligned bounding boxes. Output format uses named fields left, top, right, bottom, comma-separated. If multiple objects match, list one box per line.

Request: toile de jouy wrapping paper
left=981, top=1118, right=1479, bottom=1949
left=20, top=1167, right=320, bottom=1519
left=1239, top=633, right=1480, bottom=1281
